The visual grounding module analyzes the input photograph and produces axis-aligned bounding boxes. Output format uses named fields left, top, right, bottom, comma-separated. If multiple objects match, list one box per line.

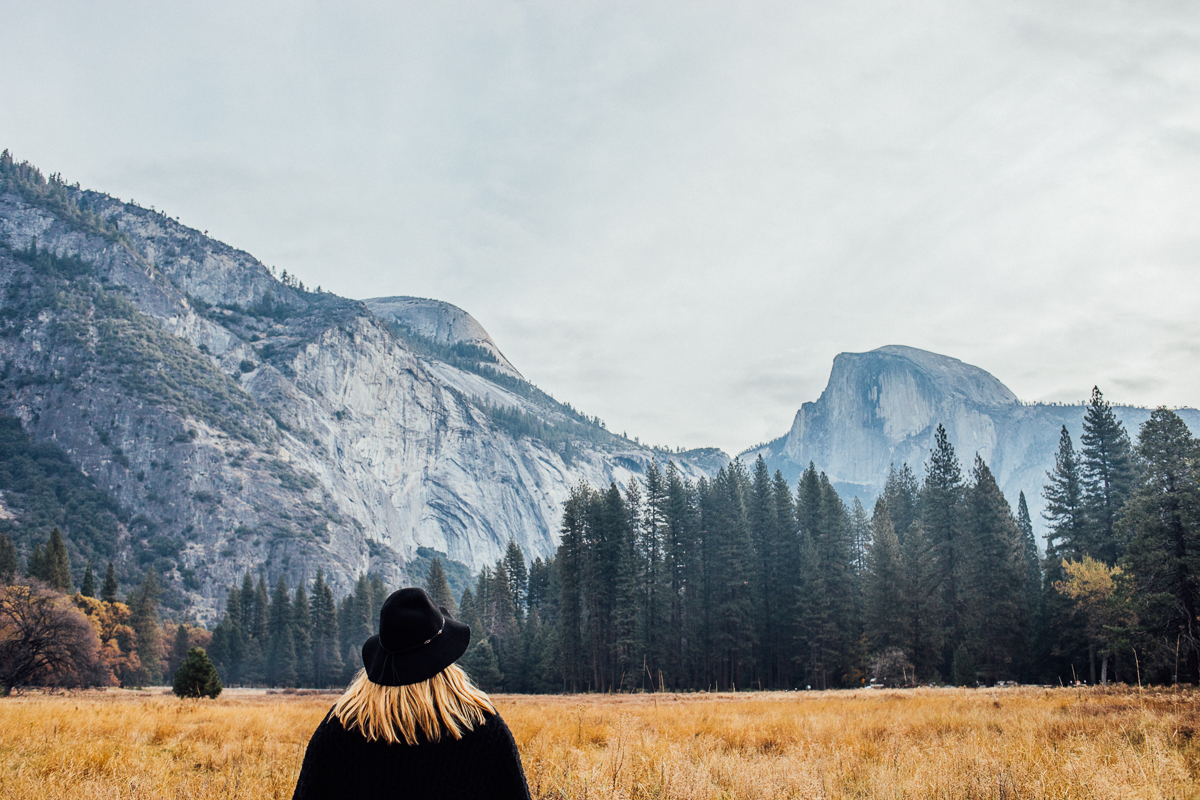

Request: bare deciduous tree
left=0, top=582, right=104, bottom=695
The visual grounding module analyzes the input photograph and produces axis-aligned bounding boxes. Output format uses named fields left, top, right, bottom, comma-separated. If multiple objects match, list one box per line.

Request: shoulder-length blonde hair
left=332, top=663, right=496, bottom=745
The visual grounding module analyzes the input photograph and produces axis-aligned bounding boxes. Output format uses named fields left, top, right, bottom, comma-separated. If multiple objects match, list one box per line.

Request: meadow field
left=0, top=686, right=1196, bottom=799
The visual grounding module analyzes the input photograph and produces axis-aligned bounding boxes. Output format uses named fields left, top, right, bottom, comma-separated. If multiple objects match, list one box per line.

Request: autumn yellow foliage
left=0, top=686, right=1198, bottom=799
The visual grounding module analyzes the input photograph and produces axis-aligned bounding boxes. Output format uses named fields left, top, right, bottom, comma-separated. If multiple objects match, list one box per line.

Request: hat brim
left=361, top=613, right=471, bottom=687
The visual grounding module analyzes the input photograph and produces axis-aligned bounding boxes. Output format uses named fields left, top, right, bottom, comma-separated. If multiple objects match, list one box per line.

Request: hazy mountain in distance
left=742, top=345, right=1200, bottom=544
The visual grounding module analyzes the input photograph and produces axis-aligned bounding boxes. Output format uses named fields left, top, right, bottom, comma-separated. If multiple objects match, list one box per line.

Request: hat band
left=378, top=617, right=445, bottom=655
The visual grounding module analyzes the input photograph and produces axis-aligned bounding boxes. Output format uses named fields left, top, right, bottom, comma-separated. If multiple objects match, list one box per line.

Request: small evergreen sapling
left=172, top=647, right=222, bottom=698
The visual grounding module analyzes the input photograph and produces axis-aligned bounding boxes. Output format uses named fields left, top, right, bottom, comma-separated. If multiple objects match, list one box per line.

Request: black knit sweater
left=292, top=708, right=532, bottom=800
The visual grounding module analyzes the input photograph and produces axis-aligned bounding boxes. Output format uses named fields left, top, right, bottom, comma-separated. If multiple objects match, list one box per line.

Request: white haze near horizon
left=2, top=1, right=1199, bottom=457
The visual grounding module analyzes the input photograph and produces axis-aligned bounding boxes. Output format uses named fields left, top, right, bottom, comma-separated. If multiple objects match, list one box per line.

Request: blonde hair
left=332, top=664, right=496, bottom=745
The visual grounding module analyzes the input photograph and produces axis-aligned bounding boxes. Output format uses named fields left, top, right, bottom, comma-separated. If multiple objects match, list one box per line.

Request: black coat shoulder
left=292, top=707, right=531, bottom=800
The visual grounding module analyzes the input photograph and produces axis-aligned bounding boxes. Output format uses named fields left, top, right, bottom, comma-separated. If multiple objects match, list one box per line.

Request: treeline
left=457, top=388, right=1200, bottom=691
left=459, top=434, right=1039, bottom=692
left=207, top=571, right=390, bottom=687
left=0, top=531, right=209, bottom=693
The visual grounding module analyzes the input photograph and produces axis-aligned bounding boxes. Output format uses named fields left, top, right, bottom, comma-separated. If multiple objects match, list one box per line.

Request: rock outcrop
left=743, top=345, right=1200, bottom=541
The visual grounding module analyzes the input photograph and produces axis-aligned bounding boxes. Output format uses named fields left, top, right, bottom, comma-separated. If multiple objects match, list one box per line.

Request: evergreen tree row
left=468, top=388, right=1200, bottom=691
left=208, top=570, right=388, bottom=687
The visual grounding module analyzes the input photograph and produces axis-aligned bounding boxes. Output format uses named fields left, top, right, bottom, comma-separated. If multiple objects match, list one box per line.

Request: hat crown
left=378, top=588, right=444, bottom=653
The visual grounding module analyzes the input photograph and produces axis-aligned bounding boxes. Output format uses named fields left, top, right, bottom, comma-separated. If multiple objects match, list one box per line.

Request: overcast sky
left=4, top=1, right=1200, bottom=455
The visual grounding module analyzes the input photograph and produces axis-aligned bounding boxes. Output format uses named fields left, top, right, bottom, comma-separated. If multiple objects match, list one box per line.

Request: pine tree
left=29, top=528, right=71, bottom=592
left=881, top=464, right=919, bottom=542
left=253, top=574, right=270, bottom=640
left=1043, top=426, right=1087, bottom=562
left=1121, top=408, right=1200, bottom=684
left=0, top=534, right=17, bottom=581
left=520, top=606, right=553, bottom=692
left=129, top=572, right=163, bottom=685
left=503, top=540, right=528, bottom=618
left=1080, top=387, right=1137, bottom=564
left=209, top=586, right=246, bottom=685
left=864, top=502, right=906, bottom=655
left=292, top=582, right=314, bottom=687
left=426, top=559, right=458, bottom=616
left=80, top=560, right=96, bottom=597
left=899, top=520, right=942, bottom=680
left=462, top=638, right=503, bottom=691
left=311, top=570, right=342, bottom=687
left=770, top=468, right=798, bottom=686
left=224, top=585, right=248, bottom=684
left=665, top=463, right=700, bottom=689
left=615, top=481, right=643, bottom=690
left=921, top=424, right=965, bottom=672
left=747, top=457, right=778, bottom=687
left=640, top=459, right=669, bottom=686
left=369, top=574, right=387, bottom=633
left=794, top=464, right=827, bottom=688
left=1016, top=493, right=1042, bottom=621
left=47, top=528, right=70, bottom=592
left=817, top=474, right=859, bottom=686
left=26, top=543, right=46, bottom=585
left=556, top=484, right=589, bottom=691
left=1016, top=491, right=1044, bottom=680
left=849, top=498, right=870, bottom=575
left=339, top=574, right=373, bottom=682
left=962, top=455, right=1026, bottom=683
left=459, top=586, right=483, bottom=637
left=488, top=561, right=523, bottom=690
left=266, top=576, right=297, bottom=687
left=1041, top=425, right=1091, bottom=683
left=239, top=572, right=256, bottom=632
left=708, top=464, right=758, bottom=690
left=101, top=562, right=119, bottom=603
left=208, top=619, right=232, bottom=685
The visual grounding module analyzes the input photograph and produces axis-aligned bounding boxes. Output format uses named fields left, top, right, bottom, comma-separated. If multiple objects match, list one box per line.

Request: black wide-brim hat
left=362, top=587, right=471, bottom=686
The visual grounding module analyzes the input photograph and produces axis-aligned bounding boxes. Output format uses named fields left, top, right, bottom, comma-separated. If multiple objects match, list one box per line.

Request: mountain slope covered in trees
left=0, top=152, right=724, bottom=620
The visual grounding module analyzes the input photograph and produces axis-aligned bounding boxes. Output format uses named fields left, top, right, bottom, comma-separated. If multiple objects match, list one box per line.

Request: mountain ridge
left=742, top=344, right=1200, bottom=541
left=0, top=152, right=727, bottom=620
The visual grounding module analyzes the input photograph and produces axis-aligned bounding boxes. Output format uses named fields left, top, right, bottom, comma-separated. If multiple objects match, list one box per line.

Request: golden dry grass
left=0, top=686, right=1197, bottom=799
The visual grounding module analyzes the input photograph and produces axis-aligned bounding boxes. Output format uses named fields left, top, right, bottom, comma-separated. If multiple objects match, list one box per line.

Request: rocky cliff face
left=0, top=159, right=725, bottom=621
left=743, top=345, right=1200, bottom=542
left=364, top=296, right=523, bottom=380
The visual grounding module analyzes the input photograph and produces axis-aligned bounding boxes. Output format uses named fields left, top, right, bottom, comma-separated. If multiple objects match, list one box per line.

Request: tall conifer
left=1121, top=408, right=1200, bottom=684
left=81, top=560, right=96, bottom=597
left=1044, top=426, right=1086, bottom=562
left=129, top=572, right=163, bottom=685
left=921, top=424, right=965, bottom=671
left=293, top=582, right=314, bottom=687
left=865, top=502, right=907, bottom=655
left=101, top=562, right=119, bottom=603
left=963, top=456, right=1026, bottom=682
left=266, top=576, right=297, bottom=686
left=1080, top=387, right=1137, bottom=564
left=426, top=559, right=458, bottom=616
left=311, top=570, right=342, bottom=687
